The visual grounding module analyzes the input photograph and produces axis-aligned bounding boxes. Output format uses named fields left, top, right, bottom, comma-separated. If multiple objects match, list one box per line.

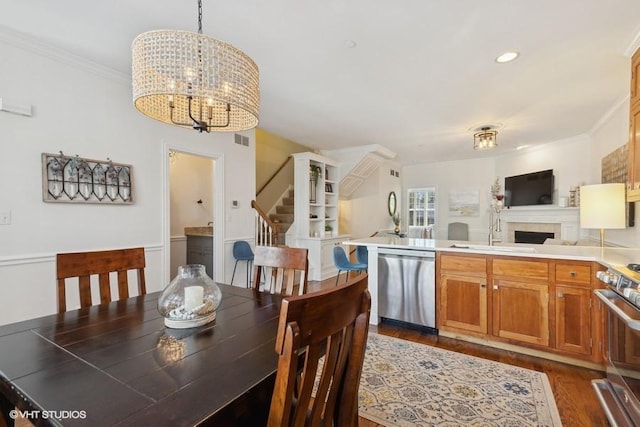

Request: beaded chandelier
left=132, top=0, right=259, bottom=133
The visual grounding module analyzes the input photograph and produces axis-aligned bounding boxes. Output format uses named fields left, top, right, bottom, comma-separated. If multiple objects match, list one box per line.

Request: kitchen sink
left=449, top=243, right=536, bottom=253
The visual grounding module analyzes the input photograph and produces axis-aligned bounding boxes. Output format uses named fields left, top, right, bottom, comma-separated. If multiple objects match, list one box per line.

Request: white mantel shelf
left=500, top=205, right=579, bottom=217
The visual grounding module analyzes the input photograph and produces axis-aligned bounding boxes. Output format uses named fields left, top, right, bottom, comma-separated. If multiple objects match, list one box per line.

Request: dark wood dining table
left=0, top=285, right=283, bottom=426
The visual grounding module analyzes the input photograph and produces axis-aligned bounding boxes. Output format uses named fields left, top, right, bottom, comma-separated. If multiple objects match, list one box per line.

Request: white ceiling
left=2, top=0, right=640, bottom=164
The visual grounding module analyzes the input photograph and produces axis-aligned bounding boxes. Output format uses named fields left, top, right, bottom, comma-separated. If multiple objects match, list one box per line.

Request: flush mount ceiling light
left=131, top=0, right=259, bottom=133
left=473, top=126, right=498, bottom=150
left=495, top=51, right=520, bottom=63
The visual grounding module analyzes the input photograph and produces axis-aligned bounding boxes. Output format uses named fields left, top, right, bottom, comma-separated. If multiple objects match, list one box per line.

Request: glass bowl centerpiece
left=158, top=264, right=222, bottom=329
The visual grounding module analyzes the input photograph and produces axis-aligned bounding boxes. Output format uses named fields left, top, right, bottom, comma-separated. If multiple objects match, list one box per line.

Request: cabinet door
left=632, top=47, right=640, bottom=107
left=439, top=274, right=487, bottom=334
left=629, top=102, right=640, bottom=192
left=555, top=285, right=591, bottom=356
left=492, top=279, right=549, bottom=347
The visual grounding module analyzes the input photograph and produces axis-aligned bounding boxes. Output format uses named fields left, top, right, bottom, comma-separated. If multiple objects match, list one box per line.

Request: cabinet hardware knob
left=493, top=285, right=498, bottom=290
left=570, top=271, right=577, bottom=277
left=558, top=293, right=564, bottom=298
left=480, top=284, right=486, bottom=288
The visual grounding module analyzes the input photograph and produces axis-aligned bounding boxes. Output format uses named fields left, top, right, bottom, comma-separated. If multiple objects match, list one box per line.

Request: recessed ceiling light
left=495, top=51, right=519, bottom=63
left=345, top=40, right=357, bottom=49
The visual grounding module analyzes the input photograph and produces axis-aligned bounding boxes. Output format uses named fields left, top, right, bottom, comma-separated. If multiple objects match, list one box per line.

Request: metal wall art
left=42, top=152, right=133, bottom=204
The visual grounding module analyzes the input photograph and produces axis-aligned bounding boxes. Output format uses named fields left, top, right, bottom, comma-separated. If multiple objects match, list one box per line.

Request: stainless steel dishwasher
left=377, top=247, right=436, bottom=329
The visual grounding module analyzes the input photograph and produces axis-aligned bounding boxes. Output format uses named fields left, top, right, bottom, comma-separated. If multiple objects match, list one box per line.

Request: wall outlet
left=0, top=211, right=11, bottom=225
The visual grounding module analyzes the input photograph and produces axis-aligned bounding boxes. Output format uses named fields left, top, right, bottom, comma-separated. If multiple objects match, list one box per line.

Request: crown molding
left=0, top=25, right=130, bottom=86
left=588, top=94, right=629, bottom=136
left=624, top=26, right=640, bottom=57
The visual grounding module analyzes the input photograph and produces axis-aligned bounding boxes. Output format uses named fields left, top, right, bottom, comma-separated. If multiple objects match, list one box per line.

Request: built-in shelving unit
left=287, top=153, right=346, bottom=281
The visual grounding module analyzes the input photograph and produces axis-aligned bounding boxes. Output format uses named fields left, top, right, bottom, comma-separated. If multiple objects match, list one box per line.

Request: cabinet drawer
left=492, top=258, right=548, bottom=279
left=555, top=263, right=591, bottom=285
left=440, top=254, right=486, bottom=275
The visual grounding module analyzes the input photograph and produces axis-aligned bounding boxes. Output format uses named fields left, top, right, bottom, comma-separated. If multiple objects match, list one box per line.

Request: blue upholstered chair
left=231, top=241, right=254, bottom=287
left=355, top=245, right=368, bottom=266
left=333, top=246, right=367, bottom=285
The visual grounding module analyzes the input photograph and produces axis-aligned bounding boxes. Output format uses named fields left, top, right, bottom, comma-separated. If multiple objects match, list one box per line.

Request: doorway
left=162, top=142, right=225, bottom=285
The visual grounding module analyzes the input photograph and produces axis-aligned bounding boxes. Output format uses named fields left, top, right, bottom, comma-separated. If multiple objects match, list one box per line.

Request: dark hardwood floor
left=309, top=275, right=609, bottom=427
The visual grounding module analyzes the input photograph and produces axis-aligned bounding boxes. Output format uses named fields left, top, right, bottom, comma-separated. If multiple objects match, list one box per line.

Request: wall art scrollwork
left=42, top=152, right=133, bottom=204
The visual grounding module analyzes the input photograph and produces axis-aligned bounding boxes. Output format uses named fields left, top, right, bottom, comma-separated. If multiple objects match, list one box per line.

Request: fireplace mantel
left=498, top=206, right=581, bottom=242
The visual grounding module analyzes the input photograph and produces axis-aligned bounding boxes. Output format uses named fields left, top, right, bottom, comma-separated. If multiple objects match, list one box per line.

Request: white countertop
left=344, top=236, right=640, bottom=278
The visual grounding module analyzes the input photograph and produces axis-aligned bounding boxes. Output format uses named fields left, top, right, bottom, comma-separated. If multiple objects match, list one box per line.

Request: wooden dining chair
left=267, top=273, right=371, bottom=427
left=56, top=247, right=147, bottom=313
left=252, top=245, right=309, bottom=296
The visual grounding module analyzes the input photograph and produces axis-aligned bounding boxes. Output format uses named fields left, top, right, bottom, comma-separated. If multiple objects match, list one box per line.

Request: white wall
left=169, top=153, right=214, bottom=275
left=340, top=159, right=402, bottom=239
left=0, top=32, right=255, bottom=325
left=495, top=135, right=591, bottom=205
left=403, top=157, right=496, bottom=241
left=589, top=98, right=640, bottom=247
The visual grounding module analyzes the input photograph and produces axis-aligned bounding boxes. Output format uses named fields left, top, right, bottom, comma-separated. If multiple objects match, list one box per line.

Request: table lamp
left=579, top=183, right=626, bottom=247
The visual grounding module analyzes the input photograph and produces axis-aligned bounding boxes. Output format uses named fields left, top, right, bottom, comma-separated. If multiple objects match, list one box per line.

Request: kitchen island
left=344, top=236, right=640, bottom=368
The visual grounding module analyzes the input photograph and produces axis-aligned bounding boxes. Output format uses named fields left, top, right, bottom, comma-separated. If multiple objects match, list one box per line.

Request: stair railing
left=256, top=155, right=292, bottom=198
left=251, top=200, right=281, bottom=246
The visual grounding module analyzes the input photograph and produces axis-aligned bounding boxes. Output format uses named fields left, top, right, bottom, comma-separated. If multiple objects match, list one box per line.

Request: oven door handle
left=595, top=289, right=640, bottom=331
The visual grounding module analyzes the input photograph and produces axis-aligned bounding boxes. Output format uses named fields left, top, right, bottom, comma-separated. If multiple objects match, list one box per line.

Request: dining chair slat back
left=252, top=246, right=309, bottom=296
left=56, top=247, right=146, bottom=313
left=268, top=273, right=371, bottom=427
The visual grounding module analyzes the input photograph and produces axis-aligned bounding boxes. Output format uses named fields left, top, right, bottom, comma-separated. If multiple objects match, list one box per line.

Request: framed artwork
left=449, top=190, right=480, bottom=217
left=42, top=152, right=133, bottom=204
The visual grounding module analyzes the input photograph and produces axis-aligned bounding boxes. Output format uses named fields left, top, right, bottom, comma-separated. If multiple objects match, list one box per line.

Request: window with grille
left=407, top=187, right=436, bottom=228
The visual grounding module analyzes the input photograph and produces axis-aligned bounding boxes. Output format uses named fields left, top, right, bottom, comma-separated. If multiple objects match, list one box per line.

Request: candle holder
left=158, top=264, right=222, bottom=329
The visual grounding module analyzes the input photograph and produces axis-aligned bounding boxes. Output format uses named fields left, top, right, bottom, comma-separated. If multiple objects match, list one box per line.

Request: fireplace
left=499, top=206, right=581, bottom=243
left=514, top=230, right=554, bottom=244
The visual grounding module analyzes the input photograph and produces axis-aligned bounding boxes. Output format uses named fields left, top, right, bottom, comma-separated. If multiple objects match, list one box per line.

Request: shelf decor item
left=392, top=212, right=401, bottom=234
left=158, top=264, right=222, bottom=329
left=309, top=165, right=322, bottom=203
left=325, top=224, right=333, bottom=236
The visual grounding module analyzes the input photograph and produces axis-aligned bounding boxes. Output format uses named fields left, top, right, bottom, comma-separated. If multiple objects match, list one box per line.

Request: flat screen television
left=504, top=169, right=554, bottom=207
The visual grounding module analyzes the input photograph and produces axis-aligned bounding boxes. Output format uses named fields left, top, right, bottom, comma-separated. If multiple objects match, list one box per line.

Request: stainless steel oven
left=594, top=267, right=640, bottom=426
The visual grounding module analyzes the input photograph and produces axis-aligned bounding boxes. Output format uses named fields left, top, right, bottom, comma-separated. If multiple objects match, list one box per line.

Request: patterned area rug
left=359, top=333, right=562, bottom=426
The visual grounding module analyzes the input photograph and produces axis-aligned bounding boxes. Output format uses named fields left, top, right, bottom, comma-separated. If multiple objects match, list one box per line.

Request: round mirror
left=388, top=191, right=397, bottom=216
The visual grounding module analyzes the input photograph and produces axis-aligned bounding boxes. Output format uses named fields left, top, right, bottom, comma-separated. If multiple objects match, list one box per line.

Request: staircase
left=269, top=188, right=295, bottom=242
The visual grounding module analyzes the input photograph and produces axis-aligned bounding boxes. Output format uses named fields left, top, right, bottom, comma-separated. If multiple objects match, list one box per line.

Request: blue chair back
left=333, top=246, right=352, bottom=269
left=355, top=246, right=368, bottom=265
left=233, top=241, right=254, bottom=261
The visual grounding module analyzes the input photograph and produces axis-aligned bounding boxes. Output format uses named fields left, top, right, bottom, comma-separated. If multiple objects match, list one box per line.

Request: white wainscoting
left=169, top=236, right=187, bottom=278
left=0, top=245, right=164, bottom=326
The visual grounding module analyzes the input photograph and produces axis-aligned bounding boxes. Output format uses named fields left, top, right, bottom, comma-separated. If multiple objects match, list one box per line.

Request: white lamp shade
left=579, top=183, right=626, bottom=229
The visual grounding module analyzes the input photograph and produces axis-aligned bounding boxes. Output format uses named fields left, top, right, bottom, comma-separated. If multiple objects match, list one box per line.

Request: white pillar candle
left=184, top=286, right=204, bottom=311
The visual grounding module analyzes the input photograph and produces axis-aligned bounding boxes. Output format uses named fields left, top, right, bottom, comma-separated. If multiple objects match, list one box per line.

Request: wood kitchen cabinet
left=627, top=47, right=640, bottom=201
left=492, top=258, right=550, bottom=347
left=437, top=253, right=604, bottom=364
left=438, top=254, right=488, bottom=335
left=552, top=261, right=603, bottom=360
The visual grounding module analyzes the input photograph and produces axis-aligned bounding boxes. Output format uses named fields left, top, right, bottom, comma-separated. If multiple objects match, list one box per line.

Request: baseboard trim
left=438, top=330, right=605, bottom=372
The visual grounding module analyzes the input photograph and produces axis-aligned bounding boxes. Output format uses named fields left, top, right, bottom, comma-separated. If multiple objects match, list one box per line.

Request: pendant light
left=132, top=0, right=259, bottom=132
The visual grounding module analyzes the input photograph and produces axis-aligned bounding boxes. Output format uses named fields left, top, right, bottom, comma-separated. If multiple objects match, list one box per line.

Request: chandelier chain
left=197, top=0, right=203, bottom=34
